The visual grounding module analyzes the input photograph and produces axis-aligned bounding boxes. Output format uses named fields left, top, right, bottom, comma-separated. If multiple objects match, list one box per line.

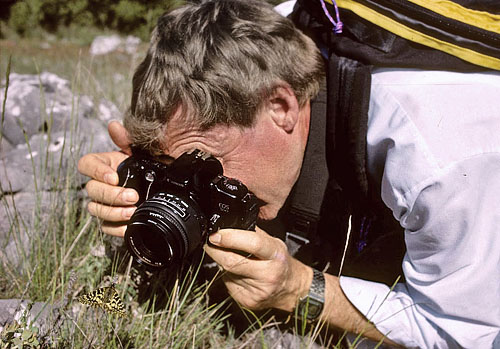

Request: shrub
left=3, top=0, right=286, bottom=40
left=7, top=1, right=33, bottom=35
left=3, top=0, right=184, bottom=40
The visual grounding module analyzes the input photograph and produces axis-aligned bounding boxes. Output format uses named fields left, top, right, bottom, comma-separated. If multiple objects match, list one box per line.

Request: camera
left=117, top=149, right=261, bottom=269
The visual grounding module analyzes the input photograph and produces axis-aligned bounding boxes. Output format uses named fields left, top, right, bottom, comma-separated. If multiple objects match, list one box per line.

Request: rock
left=0, top=298, right=78, bottom=344
left=0, top=72, right=117, bottom=194
left=0, top=83, right=42, bottom=145
left=89, top=34, right=141, bottom=56
left=0, top=124, right=112, bottom=194
left=39, top=42, right=51, bottom=50
left=78, top=117, right=115, bottom=153
left=249, top=327, right=324, bottom=349
left=89, top=34, right=122, bottom=56
left=0, top=191, right=54, bottom=266
left=0, top=71, right=117, bottom=267
left=0, top=299, right=53, bottom=334
left=0, top=149, right=33, bottom=193
left=0, top=137, right=13, bottom=156
left=124, top=35, right=141, bottom=54
left=0, top=72, right=96, bottom=146
left=97, top=99, right=122, bottom=122
left=0, top=190, right=88, bottom=268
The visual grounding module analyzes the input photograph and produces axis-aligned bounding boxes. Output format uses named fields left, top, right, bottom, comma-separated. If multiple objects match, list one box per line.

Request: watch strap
left=297, top=268, right=325, bottom=321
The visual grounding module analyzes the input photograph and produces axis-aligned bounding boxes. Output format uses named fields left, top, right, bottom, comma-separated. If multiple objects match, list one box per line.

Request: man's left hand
left=204, top=227, right=312, bottom=312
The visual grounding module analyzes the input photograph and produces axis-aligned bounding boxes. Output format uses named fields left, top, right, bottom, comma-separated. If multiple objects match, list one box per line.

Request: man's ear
left=267, top=84, right=300, bottom=133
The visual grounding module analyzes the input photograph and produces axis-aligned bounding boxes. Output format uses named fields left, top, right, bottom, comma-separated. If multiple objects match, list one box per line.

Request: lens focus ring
left=124, top=193, right=206, bottom=269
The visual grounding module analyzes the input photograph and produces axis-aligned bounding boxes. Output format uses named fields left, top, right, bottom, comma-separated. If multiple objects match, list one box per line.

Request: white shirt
left=273, top=0, right=296, bottom=17
left=340, top=69, right=500, bottom=348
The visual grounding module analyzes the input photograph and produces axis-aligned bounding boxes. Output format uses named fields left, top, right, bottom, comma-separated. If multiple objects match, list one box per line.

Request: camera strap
left=285, top=80, right=329, bottom=255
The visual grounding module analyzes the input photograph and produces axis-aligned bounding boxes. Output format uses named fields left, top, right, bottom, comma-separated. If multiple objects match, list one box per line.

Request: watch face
left=299, top=297, right=324, bottom=320
left=307, top=302, right=322, bottom=318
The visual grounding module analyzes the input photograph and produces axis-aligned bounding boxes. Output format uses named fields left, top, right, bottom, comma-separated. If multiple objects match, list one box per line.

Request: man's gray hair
left=125, top=0, right=324, bottom=155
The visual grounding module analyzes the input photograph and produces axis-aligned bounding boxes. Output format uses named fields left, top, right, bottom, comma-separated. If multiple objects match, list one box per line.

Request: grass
left=0, top=29, right=245, bottom=348
left=0, top=28, right=373, bottom=348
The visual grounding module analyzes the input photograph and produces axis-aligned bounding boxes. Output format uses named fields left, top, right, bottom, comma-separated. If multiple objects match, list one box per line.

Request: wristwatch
left=296, top=268, right=325, bottom=321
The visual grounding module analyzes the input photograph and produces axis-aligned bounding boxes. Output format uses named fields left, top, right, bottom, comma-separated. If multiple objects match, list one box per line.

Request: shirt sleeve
left=340, top=153, right=500, bottom=348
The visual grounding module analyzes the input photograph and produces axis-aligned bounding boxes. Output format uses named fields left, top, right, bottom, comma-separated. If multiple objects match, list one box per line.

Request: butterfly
left=78, top=284, right=127, bottom=318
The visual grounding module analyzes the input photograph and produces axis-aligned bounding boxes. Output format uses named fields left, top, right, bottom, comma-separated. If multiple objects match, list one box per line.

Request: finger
left=78, top=153, right=116, bottom=184
left=88, top=201, right=136, bottom=222
left=222, top=274, right=269, bottom=310
left=100, top=221, right=127, bottom=237
left=85, top=179, right=139, bottom=206
left=78, top=152, right=128, bottom=185
left=204, top=244, right=278, bottom=280
left=204, top=244, right=254, bottom=274
left=208, top=227, right=280, bottom=260
left=108, top=121, right=132, bottom=155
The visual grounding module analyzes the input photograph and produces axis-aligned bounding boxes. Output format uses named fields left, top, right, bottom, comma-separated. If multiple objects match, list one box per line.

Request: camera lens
left=124, top=193, right=206, bottom=269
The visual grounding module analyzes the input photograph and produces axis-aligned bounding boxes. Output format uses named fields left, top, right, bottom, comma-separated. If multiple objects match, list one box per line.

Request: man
left=78, top=0, right=500, bottom=347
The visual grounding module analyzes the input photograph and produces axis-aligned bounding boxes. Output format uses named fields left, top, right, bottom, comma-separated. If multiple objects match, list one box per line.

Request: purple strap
left=319, top=0, right=343, bottom=34
left=357, top=215, right=372, bottom=253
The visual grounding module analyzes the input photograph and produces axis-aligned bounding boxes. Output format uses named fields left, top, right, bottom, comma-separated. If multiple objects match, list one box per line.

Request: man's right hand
left=77, top=121, right=137, bottom=237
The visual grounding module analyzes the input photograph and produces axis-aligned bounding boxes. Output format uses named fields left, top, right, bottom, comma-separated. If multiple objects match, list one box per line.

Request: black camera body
left=117, top=149, right=261, bottom=269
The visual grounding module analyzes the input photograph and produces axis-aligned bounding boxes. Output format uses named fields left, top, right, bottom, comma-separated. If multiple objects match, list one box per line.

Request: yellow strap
left=325, top=0, right=500, bottom=70
left=407, top=0, right=500, bottom=34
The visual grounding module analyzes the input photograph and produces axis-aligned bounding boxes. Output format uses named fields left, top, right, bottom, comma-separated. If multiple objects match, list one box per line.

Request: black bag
left=292, top=0, right=500, bottom=71
left=285, top=0, right=500, bottom=284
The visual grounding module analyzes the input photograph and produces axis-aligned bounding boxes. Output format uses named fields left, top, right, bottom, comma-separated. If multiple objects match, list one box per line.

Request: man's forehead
left=163, top=116, right=245, bottom=160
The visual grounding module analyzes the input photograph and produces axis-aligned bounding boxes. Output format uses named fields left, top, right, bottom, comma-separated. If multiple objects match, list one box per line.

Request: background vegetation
left=1, top=0, right=180, bottom=42
left=1, top=0, right=287, bottom=42
left=0, top=0, right=370, bottom=347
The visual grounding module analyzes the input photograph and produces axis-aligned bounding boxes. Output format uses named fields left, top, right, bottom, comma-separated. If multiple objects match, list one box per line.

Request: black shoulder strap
left=284, top=53, right=373, bottom=258
left=326, top=52, right=371, bottom=204
left=284, top=80, right=329, bottom=254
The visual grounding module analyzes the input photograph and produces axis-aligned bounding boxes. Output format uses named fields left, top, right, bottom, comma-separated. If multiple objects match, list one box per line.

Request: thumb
left=108, top=120, right=132, bottom=155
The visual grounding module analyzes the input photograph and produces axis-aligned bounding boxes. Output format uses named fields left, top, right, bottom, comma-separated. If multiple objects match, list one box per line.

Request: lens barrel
left=124, top=193, right=206, bottom=269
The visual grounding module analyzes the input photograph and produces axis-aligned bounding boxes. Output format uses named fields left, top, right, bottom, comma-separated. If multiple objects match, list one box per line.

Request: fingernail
left=209, top=233, right=221, bottom=244
left=104, top=173, right=117, bottom=184
left=124, top=190, right=138, bottom=203
left=107, top=119, right=121, bottom=125
left=123, top=207, right=136, bottom=218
